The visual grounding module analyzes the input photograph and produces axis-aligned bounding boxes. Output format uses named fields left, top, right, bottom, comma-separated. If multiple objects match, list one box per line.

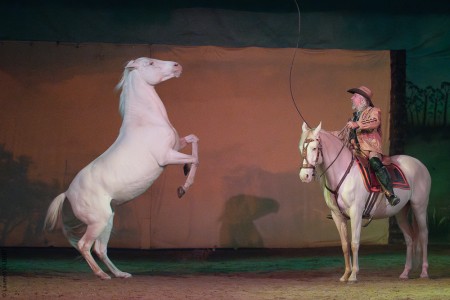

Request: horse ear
left=302, top=122, right=309, bottom=132
left=125, top=60, right=140, bottom=69
left=313, top=122, right=322, bottom=136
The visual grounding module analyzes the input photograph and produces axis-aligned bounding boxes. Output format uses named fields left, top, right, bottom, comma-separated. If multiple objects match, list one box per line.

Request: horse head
left=124, top=57, right=183, bottom=86
left=116, top=57, right=183, bottom=117
left=299, top=122, right=323, bottom=182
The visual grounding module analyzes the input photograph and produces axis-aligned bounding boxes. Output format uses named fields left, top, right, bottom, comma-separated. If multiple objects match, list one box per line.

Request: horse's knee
left=185, top=134, right=199, bottom=143
left=77, top=239, right=92, bottom=253
left=93, top=236, right=111, bottom=257
left=403, top=236, right=413, bottom=247
left=94, top=247, right=107, bottom=260
left=341, top=243, right=349, bottom=254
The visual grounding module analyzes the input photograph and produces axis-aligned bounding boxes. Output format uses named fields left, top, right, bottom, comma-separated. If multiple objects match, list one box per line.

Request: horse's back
left=391, top=154, right=431, bottom=198
left=66, top=140, right=163, bottom=204
left=390, top=154, right=430, bottom=178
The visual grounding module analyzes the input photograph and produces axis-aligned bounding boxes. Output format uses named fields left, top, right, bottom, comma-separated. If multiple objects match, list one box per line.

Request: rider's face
left=351, top=93, right=366, bottom=111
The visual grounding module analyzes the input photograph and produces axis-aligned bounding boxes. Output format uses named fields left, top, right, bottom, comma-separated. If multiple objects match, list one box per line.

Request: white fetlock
left=96, top=271, right=111, bottom=280
left=116, top=272, right=132, bottom=279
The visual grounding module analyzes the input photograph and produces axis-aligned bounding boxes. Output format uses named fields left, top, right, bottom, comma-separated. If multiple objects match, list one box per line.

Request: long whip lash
left=289, top=0, right=310, bottom=128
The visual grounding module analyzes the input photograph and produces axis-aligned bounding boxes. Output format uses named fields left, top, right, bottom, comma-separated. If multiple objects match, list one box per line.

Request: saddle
left=355, top=155, right=410, bottom=192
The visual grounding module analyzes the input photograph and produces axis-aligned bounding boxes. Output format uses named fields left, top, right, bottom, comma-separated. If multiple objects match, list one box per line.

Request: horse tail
left=44, top=193, right=66, bottom=231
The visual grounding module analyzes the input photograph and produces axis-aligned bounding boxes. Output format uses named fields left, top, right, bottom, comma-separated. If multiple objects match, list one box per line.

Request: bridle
left=300, top=127, right=349, bottom=178
left=300, top=137, right=323, bottom=176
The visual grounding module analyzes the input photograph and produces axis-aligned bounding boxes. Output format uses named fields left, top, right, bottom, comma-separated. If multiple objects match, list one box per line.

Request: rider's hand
left=346, top=121, right=359, bottom=129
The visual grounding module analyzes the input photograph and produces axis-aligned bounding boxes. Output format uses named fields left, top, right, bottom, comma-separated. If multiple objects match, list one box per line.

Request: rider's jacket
left=351, top=106, right=383, bottom=155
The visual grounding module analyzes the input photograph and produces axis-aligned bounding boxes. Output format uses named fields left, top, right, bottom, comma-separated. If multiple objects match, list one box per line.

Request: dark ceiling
left=2, top=0, right=449, bottom=13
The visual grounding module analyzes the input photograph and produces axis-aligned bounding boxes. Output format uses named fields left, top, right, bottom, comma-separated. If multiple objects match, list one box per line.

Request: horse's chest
left=123, top=126, right=178, bottom=149
left=109, top=161, right=164, bottom=201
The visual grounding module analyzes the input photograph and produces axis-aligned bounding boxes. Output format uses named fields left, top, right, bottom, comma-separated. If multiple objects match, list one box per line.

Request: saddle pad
left=356, top=157, right=410, bottom=193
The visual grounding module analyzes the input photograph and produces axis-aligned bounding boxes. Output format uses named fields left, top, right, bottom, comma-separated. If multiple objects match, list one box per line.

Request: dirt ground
left=2, top=245, right=450, bottom=299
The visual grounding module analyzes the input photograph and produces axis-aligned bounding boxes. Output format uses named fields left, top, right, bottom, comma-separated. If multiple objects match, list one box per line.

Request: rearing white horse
left=44, top=57, right=199, bottom=279
left=299, top=122, right=430, bottom=282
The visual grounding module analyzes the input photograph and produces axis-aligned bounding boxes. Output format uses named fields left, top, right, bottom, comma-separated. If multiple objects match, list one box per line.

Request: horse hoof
left=177, top=186, right=186, bottom=198
left=116, top=272, right=132, bottom=279
left=183, top=164, right=191, bottom=176
left=96, top=272, right=111, bottom=280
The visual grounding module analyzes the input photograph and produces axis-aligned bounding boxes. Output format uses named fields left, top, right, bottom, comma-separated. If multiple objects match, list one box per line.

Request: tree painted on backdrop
left=0, top=145, right=59, bottom=245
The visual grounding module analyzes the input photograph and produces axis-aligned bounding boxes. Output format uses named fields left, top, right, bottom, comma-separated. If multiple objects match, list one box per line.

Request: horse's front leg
left=178, top=134, right=199, bottom=197
left=331, top=211, right=352, bottom=282
left=348, top=215, right=363, bottom=283
left=178, top=134, right=199, bottom=176
left=160, top=135, right=199, bottom=198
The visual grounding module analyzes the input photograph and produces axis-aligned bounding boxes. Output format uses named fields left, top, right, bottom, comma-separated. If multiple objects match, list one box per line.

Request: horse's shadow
left=219, top=194, right=279, bottom=248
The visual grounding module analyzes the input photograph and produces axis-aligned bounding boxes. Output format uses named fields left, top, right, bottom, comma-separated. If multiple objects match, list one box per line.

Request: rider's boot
left=369, top=157, right=400, bottom=206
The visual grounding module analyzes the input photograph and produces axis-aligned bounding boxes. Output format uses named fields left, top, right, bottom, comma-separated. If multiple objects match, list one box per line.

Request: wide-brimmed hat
left=347, top=86, right=374, bottom=107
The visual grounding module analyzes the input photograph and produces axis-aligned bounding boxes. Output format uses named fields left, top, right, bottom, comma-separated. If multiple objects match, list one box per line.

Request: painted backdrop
left=0, top=42, right=391, bottom=248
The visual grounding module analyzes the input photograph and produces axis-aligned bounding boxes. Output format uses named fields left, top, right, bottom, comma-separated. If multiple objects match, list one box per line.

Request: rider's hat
left=347, top=86, right=374, bottom=107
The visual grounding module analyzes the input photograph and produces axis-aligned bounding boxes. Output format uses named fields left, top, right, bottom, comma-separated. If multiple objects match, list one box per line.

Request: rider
left=346, top=86, right=400, bottom=206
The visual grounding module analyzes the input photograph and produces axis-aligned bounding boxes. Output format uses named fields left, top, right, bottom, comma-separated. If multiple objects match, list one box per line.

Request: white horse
left=44, top=57, right=199, bottom=279
left=299, top=122, right=430, bottom=282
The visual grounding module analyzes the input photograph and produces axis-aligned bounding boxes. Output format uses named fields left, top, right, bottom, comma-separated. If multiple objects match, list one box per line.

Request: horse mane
left=300, top=125, right=349, bottom=152
left=322, top=127, right=352, bottom=150
left=115, top=65, right=132, bottom=118
left=321, top=129, right=352, bottom=156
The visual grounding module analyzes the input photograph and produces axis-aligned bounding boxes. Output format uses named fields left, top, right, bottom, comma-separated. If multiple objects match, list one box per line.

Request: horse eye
left=149, top=61, right=154, bottom=66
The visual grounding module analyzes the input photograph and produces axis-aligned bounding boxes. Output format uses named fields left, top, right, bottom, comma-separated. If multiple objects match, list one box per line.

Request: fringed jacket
left=352, top=107, right=383, bottom=154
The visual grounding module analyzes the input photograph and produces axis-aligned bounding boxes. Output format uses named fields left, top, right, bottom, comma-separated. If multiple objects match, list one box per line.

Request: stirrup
left=386, top=192, right=400, bottom=206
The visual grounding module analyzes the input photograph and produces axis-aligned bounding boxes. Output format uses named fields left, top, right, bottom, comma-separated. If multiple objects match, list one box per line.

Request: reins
left=317, top=126, right=348, bottom=178
left=323, top=155, right=354, bottom=200
left=318, top=139, right=346, bottom=179
left=301, top=127, right=354, bottom=218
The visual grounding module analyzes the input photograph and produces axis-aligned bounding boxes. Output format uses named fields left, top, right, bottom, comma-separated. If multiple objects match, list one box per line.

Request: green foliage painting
left=404, top=81, right=450, bottom=243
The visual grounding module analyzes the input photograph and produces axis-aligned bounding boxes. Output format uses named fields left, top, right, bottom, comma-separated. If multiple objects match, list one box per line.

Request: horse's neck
left=121, top=74, right=172, bottom=127
left=318, top=131, right=353, bottom=188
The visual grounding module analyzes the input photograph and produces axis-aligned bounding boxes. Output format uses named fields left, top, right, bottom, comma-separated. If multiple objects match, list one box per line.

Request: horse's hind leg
left=93, top=213, right=132, bottom=278
left=395, top=205, right=414, bottom=279
left=410, top=200, right=429, bottom=278
left=77, top=217, right=112, bottom=279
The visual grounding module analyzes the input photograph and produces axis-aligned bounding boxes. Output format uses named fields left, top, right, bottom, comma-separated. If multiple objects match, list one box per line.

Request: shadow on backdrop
left=219, top=194, right=279, bottom=248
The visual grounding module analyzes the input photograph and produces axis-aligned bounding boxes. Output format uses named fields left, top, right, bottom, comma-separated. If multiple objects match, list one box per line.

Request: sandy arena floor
left=2, top=245, right=450, bottom=299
